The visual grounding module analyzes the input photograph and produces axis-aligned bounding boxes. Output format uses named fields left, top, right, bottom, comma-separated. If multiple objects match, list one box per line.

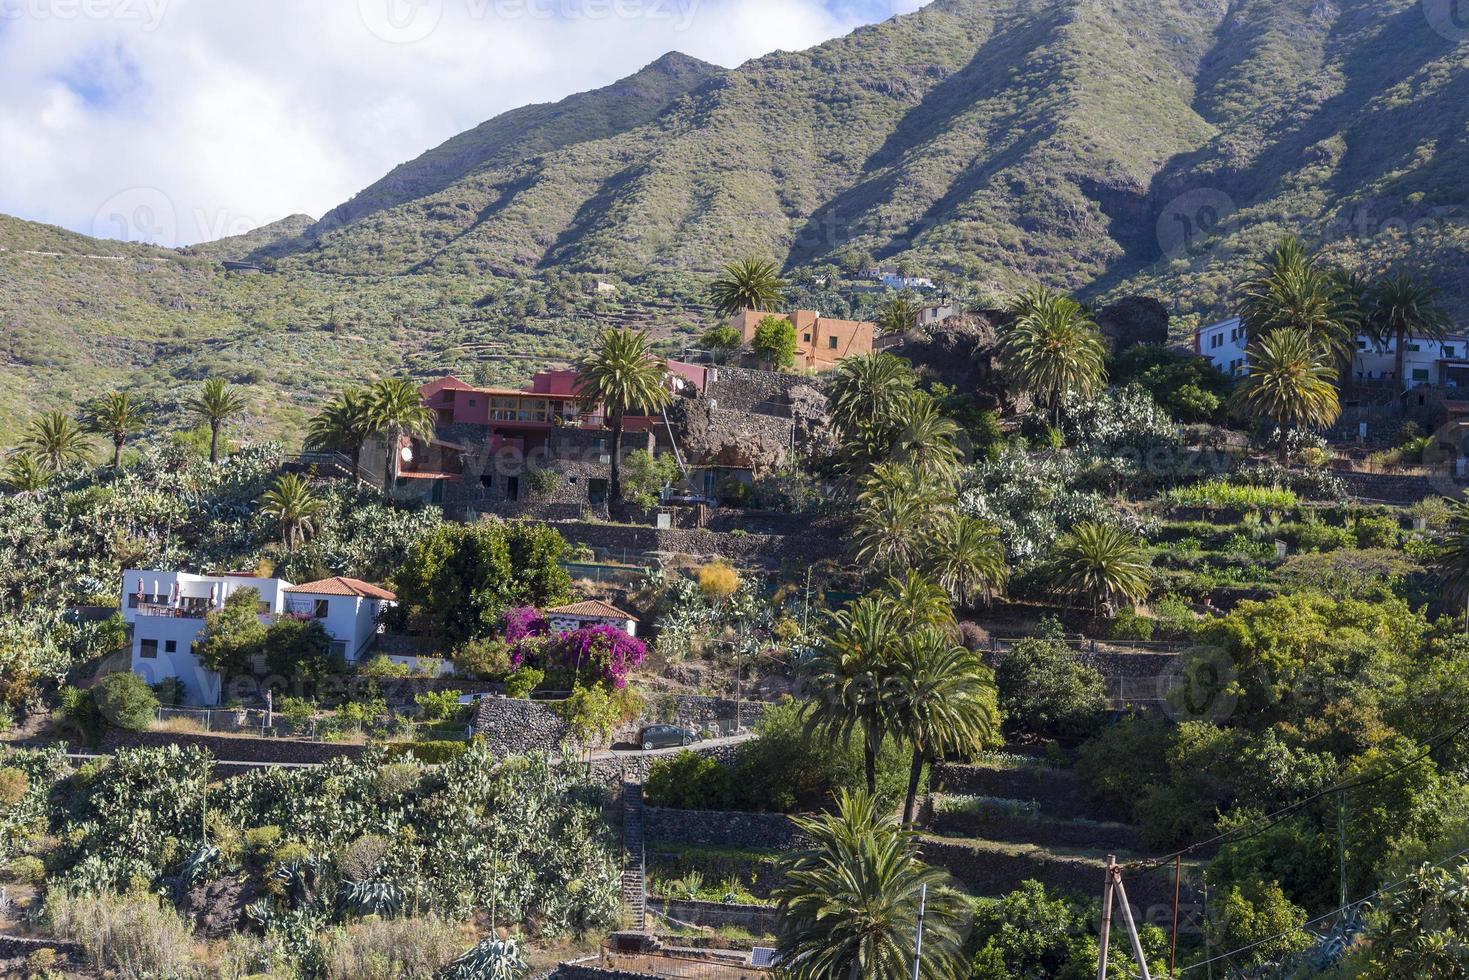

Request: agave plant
left=445, top=935, right=530, bottom=980
left=339, top=878, right=404, bottom=917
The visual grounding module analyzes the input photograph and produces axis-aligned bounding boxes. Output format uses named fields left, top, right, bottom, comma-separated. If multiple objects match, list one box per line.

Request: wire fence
left=588, top=951, right=773, bottom=978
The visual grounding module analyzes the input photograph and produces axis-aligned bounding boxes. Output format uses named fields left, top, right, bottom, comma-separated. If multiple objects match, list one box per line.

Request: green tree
left=999, top=287, right=1108, bottom=423
left=1238, top=236, right=1355, bottom=368
left=574, top=328, right=671, bottom=504
left=885, top=392, right=963, bottom=484
left=852, top=465, right=948, bottom=576
left=307, top=385, right=377, bottom=479
left=556, top=684, right=636, bottom=774
left=887, top=628, right=999, bottom=824
left=710, top=258, right=787, bottom=316
left=620, top=449, right=682, bottom=509
left=993, top=627, right=1107, bottom=742
left=699, top=325, right=744, bottom=364
left=90, top=672, right=159, bottom=732
left=875, top=294, right=918, bottom=335
left=1366, top=273, right=1451, bottom=394
left=752, top=315, right=797, bottom=369
left=19, top=411, right=93, bottom=472
left=195, top=587, right=267, bottom=677
left=801, top=598, right=901, bottom=795
left=395, top=520, right=571, bottom=645
left=825, top=353, right=917, bottom=439
left=258, top=473, right=325, bottom=551
left=185, top=378, right=247, bottom=465
left=924, top=514, right=1007, bottom=608
left=774, top=791, right=969, bottom=980
left=1438, top=500, right=1469, bottom=605
left=1231, top=327, right=1342, bottom=463
left=1205, top=879, right=1312, bottom=970
left=368, top=378, right=437, bottom=493
left=1355, top=859, right=1469, bottom=978
left=1047, top=521, right=1152, bottom=616
left=264, top=616, right=335, bottom=680
left=80, top=391, right=150, bottom=470
left=1, top=453, right=53, bottom=494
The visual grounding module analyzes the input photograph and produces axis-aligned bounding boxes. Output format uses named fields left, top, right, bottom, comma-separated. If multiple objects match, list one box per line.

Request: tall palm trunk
left=383, top=425, right=401, bottom=493
left=863, top=727, right=879, bottom=796
left=1394, top=326, right=1408, bottom=396
left=608, top=409, right=625, bottom=503
left=350, top=440, right=364, bottom=482
left=208, top=421, right=221, bottom=464
left=1278, top=426, right=1291, bottom=465
left=112, top=438, right=124, bottom=471
left=903, top=746, right=926, bottom=826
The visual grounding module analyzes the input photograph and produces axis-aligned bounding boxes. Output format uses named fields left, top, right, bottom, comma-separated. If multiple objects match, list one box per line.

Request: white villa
left=121, top=570, right=396, bottom=705
left=544, top=600, right=640, bottom=637
left=1195, top=316, right=1469, bottom=389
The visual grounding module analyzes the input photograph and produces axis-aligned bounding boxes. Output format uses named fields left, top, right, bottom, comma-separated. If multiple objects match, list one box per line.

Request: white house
left=121, top=570, right=396, bottom=706
left=916, top=301, right=959, bottom=330
left=544, top=600, right=640, bottom=637
left=1194, top=316, right=1469, bottom=391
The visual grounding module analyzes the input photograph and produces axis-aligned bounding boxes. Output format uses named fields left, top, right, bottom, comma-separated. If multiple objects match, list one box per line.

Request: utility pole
left=911, top=882, right=927, bottom=980
left=1338, top=790, right=1349, bottom=909
left=1170, top=855, right=1182, bottom=977
left=1098, top=856, right=1152, bottom=980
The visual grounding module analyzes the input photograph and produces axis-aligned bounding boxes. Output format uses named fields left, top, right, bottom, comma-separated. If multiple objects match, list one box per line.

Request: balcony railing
left=136, top=602, right=209, bottom=619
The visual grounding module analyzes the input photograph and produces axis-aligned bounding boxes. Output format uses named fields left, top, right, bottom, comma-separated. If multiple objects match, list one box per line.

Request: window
left=314, top=599, right=330, bottom=619
left=1408, top=343, right=1423, bottom=353
left=257, top=601, right=271, bottom=616
left=467, top=398, right=477, bottom=406
left=140, top=638, right=158, bottom=659
left=164, top=640, right=177, bottom=653
left=828, top=336, right=838, bottom=349
left=1210, top=334, right=1223, bottom=349
left=1413, top=368, right=1430, bottom=382
left=1446, top=346, right=1458, bottom=359
left=802, top=332, right=811, bottom=342
left=490, top=397, right=518, bottom=421
left=1358, top=339, right=1369, bottom=351
left=480, top=473, right=493, bottom=488
left=330, top=641, right=347, bottom=660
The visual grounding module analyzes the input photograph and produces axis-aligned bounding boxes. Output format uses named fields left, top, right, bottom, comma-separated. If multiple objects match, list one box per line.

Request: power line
left=1126, top=711, right=1469, bottom=876
left=1180, top=842, right=1469, bottom=974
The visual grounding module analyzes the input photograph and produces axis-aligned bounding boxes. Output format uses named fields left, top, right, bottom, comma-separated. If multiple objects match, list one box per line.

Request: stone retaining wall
left=651, top=898, right=778, bottom=936
left=551, top=521, right=843, bottom=567
left=932, top=764, right=1111, bottom=822
left=99, top=730, right=366, bottom=766
left=554, top=965, right=660, bottom=980
left=931, top=809, right=1142, bottom=852
left=921, top=839, right=1195, bottom=911
left=1336, top=469, right=1444, bottom=504
left=644, top=807, right=801, bottom=850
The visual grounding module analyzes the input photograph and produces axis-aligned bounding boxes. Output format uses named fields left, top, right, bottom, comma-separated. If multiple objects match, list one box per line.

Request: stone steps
left=621, top=776, right=647, bottom=930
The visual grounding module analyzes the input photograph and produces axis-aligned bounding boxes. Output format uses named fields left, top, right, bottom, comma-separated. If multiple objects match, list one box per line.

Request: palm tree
left=1366, top=273, right=1451, bottom=395
left=306, top=386, right=376, bottom=480
left=998, top=287, right=1108, bottom=423
left=888, top=629, right=999, bottom=824
left=825, top=353, right=917, bottom=439
left=20, top=411, right=93, bottom=472
left=1438, top=500, right=1469, bottom=608
left=258, top=473, right=325, bottom=551
left=775, top=791, right=969, bottom=980
left=886, top=392, right=963, bottom=484
left=80, top=391, right=150, bottom=470
left=852, top=466, right=948, bottom=575
left=801, top=598, right=900, bottom=795
left=710, top=258, right=787, bottom=316
left=1232, top=327, right=1342, bottom=463
left=875, top=295, right=918, bottom=335
left=924, top=514, right=1008, bottom=608
left=367, top=378, right=437, bottom=493
left=877, top=570, right=956, bottom=634
left=574, top=329, right=671, bottom=504
left=2, top=453, right=53, bottom=495
left=185, top=378, right=247, bottom=464
left=1238, top=237, right=1354, bottom=369
left=1049, top=521, right=1152, bottom=617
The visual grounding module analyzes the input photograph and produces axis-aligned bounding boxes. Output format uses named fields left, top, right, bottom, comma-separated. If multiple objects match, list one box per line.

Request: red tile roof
left=285, top=577, right=396, bottom=600
left=544, top=600, right=639, bottom=621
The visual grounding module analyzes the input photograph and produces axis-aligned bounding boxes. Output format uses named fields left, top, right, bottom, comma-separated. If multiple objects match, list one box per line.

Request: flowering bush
left=503, top=607, right=547, bottom=644
left=513, top=624, right=646, bottom=689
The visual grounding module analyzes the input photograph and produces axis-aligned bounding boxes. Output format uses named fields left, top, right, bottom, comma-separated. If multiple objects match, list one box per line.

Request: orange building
left=732, top=309, right=875, bottom=372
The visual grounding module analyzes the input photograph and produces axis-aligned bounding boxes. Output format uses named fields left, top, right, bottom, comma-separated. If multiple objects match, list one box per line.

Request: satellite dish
left=400, top=446, right=414, bottom=464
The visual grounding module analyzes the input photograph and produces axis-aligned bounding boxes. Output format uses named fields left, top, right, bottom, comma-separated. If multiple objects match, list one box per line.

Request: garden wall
left=475, top=695, right=771, bottom=757
left=644, top=807, right=801, bottom=850
left=930, top=809, right=1143, bottom=852
left=98, top=730, right=366, bottom=766
left=1335, top=470, right=1443, bottom=504
left=931, top=764, right=1114, bottom=822
left=650, top=898, right=779, bottom=936
left=553, top=965, right=662, bottom=980
left=551, top=521, right=843, bottom=567
left=920, top=839, right=1196, bottom=911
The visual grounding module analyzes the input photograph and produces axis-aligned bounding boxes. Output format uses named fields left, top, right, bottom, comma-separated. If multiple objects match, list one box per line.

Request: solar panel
left=750, top=947, right=779, bottom=967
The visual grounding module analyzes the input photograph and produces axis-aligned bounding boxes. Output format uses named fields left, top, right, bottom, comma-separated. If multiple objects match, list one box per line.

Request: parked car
left=639, top=724, right=701, bottom=750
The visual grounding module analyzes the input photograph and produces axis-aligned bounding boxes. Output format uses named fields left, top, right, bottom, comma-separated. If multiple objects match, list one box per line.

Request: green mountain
left=3, top=0, right=1468, bottom=445
left=270, top=0, right=1469, bottom=322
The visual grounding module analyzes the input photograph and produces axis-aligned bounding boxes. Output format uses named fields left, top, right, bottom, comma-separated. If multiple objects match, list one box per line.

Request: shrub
left=751, top=315, right=796, bottom=368
left=264, top=616, right=334, bottom=680
left=384, top=740, right=471, bottom=764
left=3, top=855, right=44, bottom=884
left=1293, top=519, right=1355, bottom=553
left=1165, top=481, right=1297, bottom=510
left=243, top=825, right=282, bottom=869
left=1109, top=608, right=1154, bottom=642
left=503, top=667, right=543, bottom=699
left=44, top=890, right=198, bottom=980
left=697, top=562, right=740, bottom=604
left=358, top=655, right=411, bottom=678
left=993, top=631, right=1108, bottom=743
left=957, top=621, right=990, bottom=651
left=525, top=466, right=564, bottom=498
left=1353, top=514, right=1401, bottom=549
left=646, top=751, right=730, bottom=809
left=320, top=914, right=467, bottom=980
left=0, top=766, right=28, bottom=807
left=91, top=672, right=159, bottom=732
left=416, top=689, right=462, bottom=722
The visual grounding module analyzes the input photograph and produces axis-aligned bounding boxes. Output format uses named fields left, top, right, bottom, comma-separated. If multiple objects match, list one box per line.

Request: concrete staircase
left=621, top=774, right=647, bottom=931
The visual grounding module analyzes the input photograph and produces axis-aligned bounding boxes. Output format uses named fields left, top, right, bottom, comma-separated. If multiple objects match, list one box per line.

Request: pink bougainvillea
left=504, top=606, right=548, bottom=644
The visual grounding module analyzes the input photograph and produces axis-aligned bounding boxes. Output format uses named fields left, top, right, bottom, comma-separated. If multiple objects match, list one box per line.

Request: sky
left=0, top=0, right=927, bottom=246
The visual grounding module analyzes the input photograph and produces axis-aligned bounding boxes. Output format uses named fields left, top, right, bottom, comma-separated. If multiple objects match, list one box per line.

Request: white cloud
left=0, top=0, right=919, bottom=245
